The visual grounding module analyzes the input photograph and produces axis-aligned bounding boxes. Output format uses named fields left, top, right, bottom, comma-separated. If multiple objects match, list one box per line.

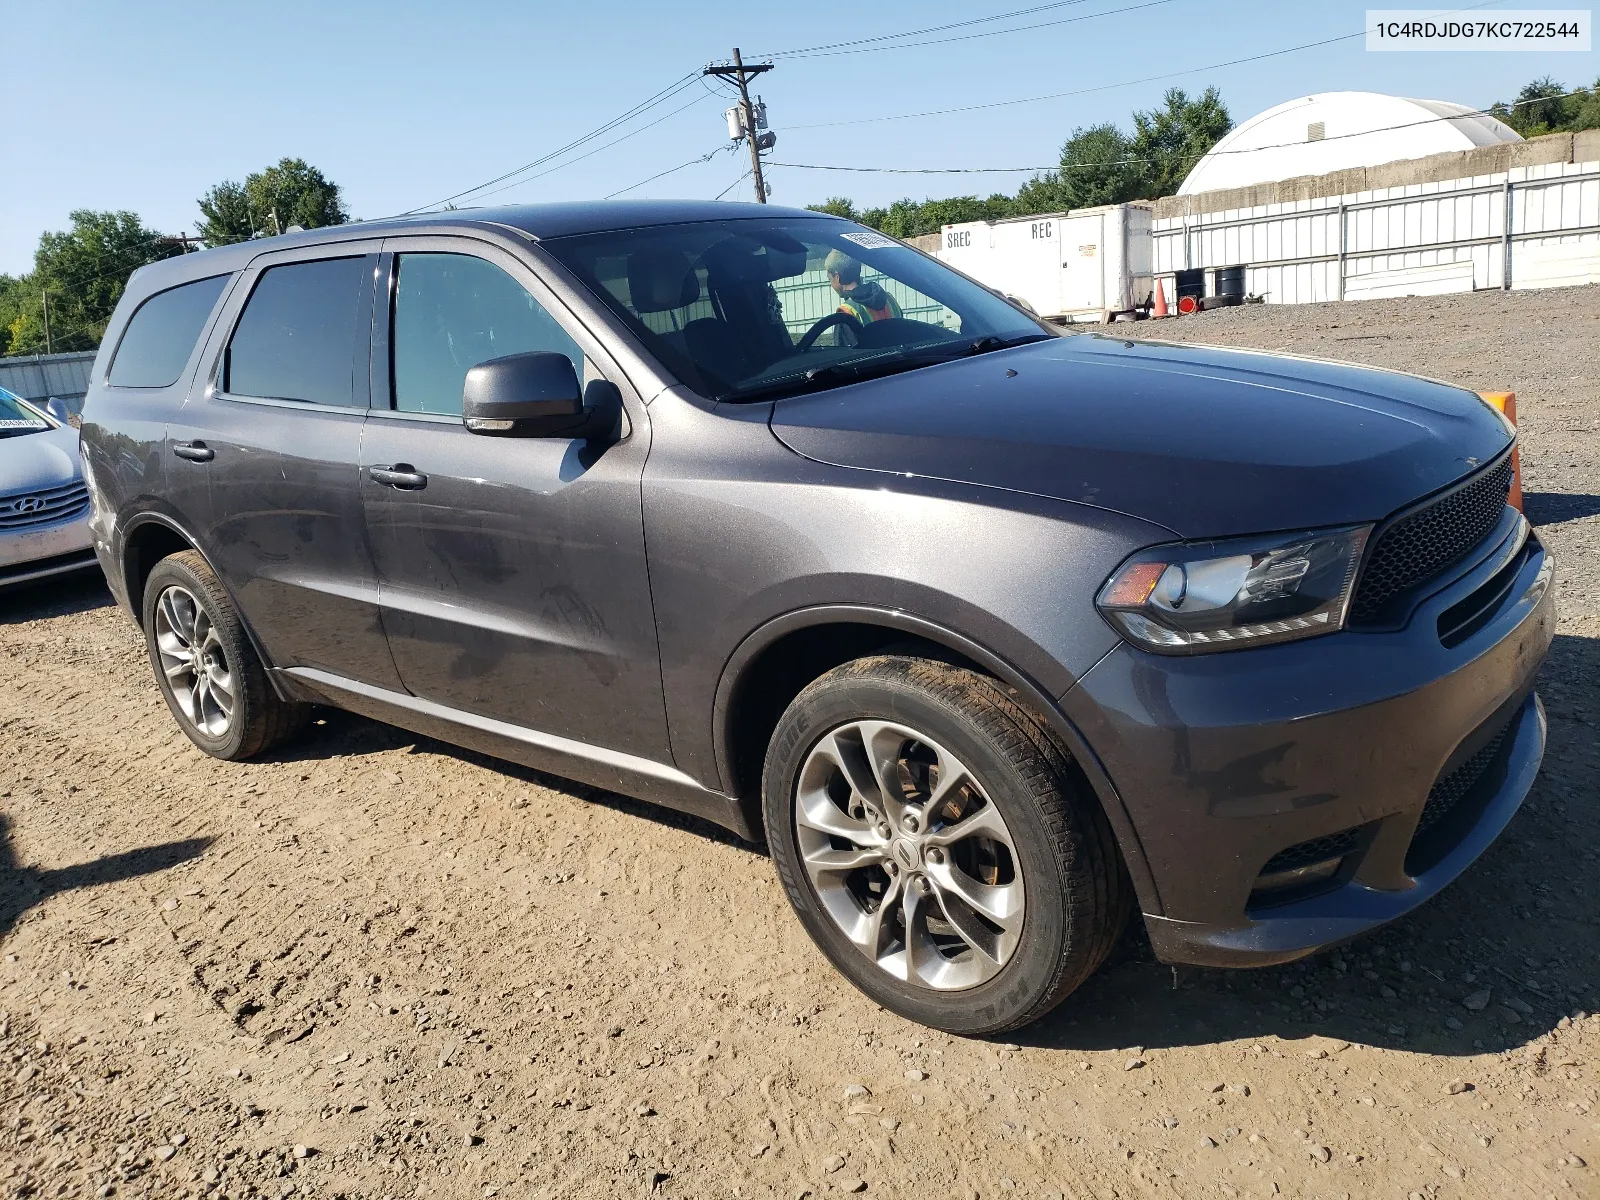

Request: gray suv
left=81, top=201, right=1553, bottom=1034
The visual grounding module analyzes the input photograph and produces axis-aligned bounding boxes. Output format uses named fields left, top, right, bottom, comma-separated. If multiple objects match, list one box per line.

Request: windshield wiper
left=721, top=349, right=956, bottom=403
left=962, top=332, right=1055, bottom=355
left=720, top=332, right=1055, bottom=403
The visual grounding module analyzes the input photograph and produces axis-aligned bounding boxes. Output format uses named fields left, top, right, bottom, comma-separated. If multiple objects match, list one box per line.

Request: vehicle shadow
left=262, top=707, right=755, bottom=851
left=0, top=812, right=212, bottom=941
left=0, top=572, right=113, bottom=625
left=1524, top=491, right=1600, bottom=526
left=1021, top=630, right=1599, bottom=1059
left=227, top=627, right=1595, bottom=1059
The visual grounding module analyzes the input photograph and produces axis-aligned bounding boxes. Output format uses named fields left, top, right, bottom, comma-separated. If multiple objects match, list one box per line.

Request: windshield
left=0, top=389, right=51, bottom=439
left=542, top=217, right=1049, bottom=401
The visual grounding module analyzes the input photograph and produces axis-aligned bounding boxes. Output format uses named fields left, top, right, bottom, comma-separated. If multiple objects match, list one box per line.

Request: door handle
left=368, top=465, right=428, bottom=490
left=172, top=441, right=214, bottom=463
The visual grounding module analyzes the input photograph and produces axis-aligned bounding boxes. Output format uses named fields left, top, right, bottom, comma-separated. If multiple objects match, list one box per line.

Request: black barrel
left=1174, top=268, right=1206, bottom=303
left=1214, top=264, right=1247, bottom=304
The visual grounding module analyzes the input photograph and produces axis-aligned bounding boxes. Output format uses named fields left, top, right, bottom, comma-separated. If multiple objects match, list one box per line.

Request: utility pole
left=705, top=48, right=774, bottom=203
left=40, top=290, right=52, bottom=355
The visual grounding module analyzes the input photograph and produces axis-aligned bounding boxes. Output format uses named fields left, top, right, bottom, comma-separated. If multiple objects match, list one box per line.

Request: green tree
left=1015, top=123, right=1145, bottom=213
left=197, top=157, right=348, bottom=247
left=807, top=197, right=859, bottom=219
left=4, top=211, right=179, bottom=354
left=1129, top=86, right=1232, bottom=198
left=1489, top=76, right=1600, bottom=135
left=0, top=275, right=27, bottom=357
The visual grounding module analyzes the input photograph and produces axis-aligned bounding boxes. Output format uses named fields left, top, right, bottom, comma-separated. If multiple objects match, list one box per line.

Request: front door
left=359, top=239, right=668, bottom=760
left=177, top=244, right=404, bottom=691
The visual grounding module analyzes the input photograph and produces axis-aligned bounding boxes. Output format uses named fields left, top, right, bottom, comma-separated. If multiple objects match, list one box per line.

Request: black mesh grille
left=1415, top=722, right=1512, bottom=838
left=1260, top=826, right=1364, bottom=877
left=1349, top=457, right=1513, bottom=624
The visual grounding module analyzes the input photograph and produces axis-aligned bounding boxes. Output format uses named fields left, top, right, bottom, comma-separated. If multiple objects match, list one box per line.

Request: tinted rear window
left=108, top=274, right=230, bottom=388
left=226, top=257, right=372, bottom=406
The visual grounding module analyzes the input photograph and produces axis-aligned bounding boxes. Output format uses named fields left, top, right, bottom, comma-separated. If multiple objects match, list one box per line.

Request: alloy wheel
left=153, top=584, right=235, bottom=738
left=794, top=720, right=1025, bottom=990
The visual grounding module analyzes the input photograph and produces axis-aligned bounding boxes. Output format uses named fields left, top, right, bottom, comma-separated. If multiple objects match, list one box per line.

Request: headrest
left=627, top=250, right=700, bottom=313
left=703, top=233, right=807, bottom=284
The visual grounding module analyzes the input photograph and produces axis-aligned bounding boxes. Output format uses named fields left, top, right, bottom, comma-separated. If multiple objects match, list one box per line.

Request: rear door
left=174, top=242, right=404, bottom=690
left=359, top=236, right=668, bottom=759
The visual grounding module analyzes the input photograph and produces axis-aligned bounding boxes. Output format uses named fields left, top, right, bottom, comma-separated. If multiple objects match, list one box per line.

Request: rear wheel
left=141, top=550, right=308, bottom=760
left=763, top=655, right=1129, bottom=1035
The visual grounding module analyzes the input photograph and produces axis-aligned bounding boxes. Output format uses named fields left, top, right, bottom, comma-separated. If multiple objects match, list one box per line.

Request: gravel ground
left=1, top=287, right=1597, bottom=1200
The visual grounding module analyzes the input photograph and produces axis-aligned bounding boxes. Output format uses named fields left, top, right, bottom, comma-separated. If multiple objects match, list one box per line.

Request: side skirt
left=277, top=666, right=757, bottom=842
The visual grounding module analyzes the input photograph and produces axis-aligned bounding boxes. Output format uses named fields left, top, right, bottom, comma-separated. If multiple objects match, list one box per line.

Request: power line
left=757, top=0, right=1098, bottom=58
left=783, top=0, right=1508, bottom=131
left=607, top=143, right=737, bottom=199
left=399, top=72, right=702, bottom=214
left=766, top=0, right=1180, bottom=60
left=714, top=168, right=753, bottom=201
left=770, top=83, right=1588, bottom=180
left=771, top=162, right=1053, bottom=174
left=456, top=90, right=716, bottom=207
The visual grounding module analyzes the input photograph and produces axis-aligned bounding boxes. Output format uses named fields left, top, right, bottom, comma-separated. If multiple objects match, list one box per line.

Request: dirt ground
left=2, top=287, right=1597, bottom=1200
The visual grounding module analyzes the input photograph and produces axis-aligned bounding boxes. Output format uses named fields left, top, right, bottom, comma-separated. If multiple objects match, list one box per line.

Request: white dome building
left=1178, top=91, right=1520, bottom=196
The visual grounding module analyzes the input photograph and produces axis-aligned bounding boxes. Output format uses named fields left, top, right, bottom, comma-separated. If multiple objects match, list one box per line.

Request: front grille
left=1349, top=456, right=1513, bottom=624
left=0, top=480, right=89, bottom=530
left=1415, top=721, right=1512, bottom=839
left=1260, top=826, right=1365, bottom=877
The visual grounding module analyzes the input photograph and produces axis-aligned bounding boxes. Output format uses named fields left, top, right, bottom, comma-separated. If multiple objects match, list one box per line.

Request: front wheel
left=762, top=656, right=1129, bottom=1035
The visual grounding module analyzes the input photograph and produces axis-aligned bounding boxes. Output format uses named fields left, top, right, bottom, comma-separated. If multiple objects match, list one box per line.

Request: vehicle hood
left=768, top=335, right=1513, bottom=539
left=0, top=425, right=83, bottom=495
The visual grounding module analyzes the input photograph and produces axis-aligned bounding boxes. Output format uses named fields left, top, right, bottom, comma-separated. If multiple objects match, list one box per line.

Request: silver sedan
left=0, top=387, right=96, bottom=588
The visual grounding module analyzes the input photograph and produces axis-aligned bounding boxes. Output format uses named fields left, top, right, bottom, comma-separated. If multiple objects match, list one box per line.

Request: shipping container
left=934, top=203, right=1154, bottom=323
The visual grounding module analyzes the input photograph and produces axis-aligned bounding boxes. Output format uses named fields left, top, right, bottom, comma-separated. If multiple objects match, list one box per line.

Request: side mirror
left=462, top=351, right=598, bottom=438
left=45, top=397, right=72, bottom=424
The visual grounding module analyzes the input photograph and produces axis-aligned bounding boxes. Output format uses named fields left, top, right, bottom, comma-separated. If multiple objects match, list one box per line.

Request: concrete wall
left=1153, top=129, right=1600, bottom=221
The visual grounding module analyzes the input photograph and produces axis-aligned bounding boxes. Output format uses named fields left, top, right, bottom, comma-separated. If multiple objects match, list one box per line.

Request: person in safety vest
left=825, top=249, right=902, bottom=325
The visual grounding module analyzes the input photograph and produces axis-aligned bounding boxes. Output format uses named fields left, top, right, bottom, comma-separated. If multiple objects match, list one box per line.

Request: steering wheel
left=795, top=310, right=862, bottom=352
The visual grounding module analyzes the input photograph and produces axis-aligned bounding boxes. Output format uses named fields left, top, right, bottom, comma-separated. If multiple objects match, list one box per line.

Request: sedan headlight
left=1096, top=525, right=1372, bottom=653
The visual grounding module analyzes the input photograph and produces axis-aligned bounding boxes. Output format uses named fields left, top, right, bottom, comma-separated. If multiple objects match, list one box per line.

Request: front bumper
left=0, top=511, right=97, bottom=588
left=1069, top=515, right=1555, bottom=968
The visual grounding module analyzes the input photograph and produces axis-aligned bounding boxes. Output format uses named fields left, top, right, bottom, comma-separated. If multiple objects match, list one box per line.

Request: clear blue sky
left=3, top=0, right=1593, bottom=274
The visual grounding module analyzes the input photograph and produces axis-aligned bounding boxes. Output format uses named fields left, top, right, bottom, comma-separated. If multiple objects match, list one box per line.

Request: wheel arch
left=711, top=604, right=1160, bottom=912
left=120, top=513, right=201, bottom=628
left=118, top=513, right=290, bottom=699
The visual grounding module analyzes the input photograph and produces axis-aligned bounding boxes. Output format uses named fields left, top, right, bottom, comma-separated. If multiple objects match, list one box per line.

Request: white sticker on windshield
left=0, top=419, right=46, bottom=430
left=839, top=231, right=897, bottom=250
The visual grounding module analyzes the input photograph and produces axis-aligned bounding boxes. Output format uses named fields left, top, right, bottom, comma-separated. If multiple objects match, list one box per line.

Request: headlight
left=1096, top=525, right=1372, bottom=653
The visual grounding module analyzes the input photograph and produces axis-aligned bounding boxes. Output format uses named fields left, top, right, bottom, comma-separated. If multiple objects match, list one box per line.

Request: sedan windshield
left=542, top=218, right=1050, bottom=401
left=0, top=389, right=51, bottom=439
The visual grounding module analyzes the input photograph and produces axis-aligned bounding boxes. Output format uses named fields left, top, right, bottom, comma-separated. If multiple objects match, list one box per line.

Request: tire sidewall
left=141, top=555, right=254, bottom=760
left=763, top=668, right=1073, bottom=1035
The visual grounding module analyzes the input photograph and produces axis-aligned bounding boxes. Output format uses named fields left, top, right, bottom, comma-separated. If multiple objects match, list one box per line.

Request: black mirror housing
left=462, top=352, right=593, bottom=437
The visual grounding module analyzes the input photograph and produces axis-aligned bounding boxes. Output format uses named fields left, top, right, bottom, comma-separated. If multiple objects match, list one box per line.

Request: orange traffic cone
left=1477, top=391, right=1524, bottom=512
left=1150, top=276, right=1170, bottom=319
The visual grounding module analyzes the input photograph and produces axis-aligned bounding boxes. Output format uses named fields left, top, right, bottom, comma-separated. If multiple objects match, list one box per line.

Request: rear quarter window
left=108, top=274, right=231, bottom=388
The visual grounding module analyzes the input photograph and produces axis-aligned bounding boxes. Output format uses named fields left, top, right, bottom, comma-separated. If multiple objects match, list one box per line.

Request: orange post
left=1478, top=391, right=1523, bottom=512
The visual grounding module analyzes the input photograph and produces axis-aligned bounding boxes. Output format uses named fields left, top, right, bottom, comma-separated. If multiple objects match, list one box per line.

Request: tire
left=141, top=549, right=308, bottom=760
left=762, top=655, right=1129, bottom=1035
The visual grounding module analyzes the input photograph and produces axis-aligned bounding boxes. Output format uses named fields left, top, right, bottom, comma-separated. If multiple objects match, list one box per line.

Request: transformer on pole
left=705, top=48, right=775, bottom=202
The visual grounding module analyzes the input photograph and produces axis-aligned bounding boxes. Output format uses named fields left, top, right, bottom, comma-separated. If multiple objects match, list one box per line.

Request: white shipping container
left=935, top=203, right=1154, bottom=323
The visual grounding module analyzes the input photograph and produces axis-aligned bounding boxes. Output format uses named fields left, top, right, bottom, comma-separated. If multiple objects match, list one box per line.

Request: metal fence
left=1152, top=159, right=1600, bottom=304
left=0, top=351, right=96, bottom=413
